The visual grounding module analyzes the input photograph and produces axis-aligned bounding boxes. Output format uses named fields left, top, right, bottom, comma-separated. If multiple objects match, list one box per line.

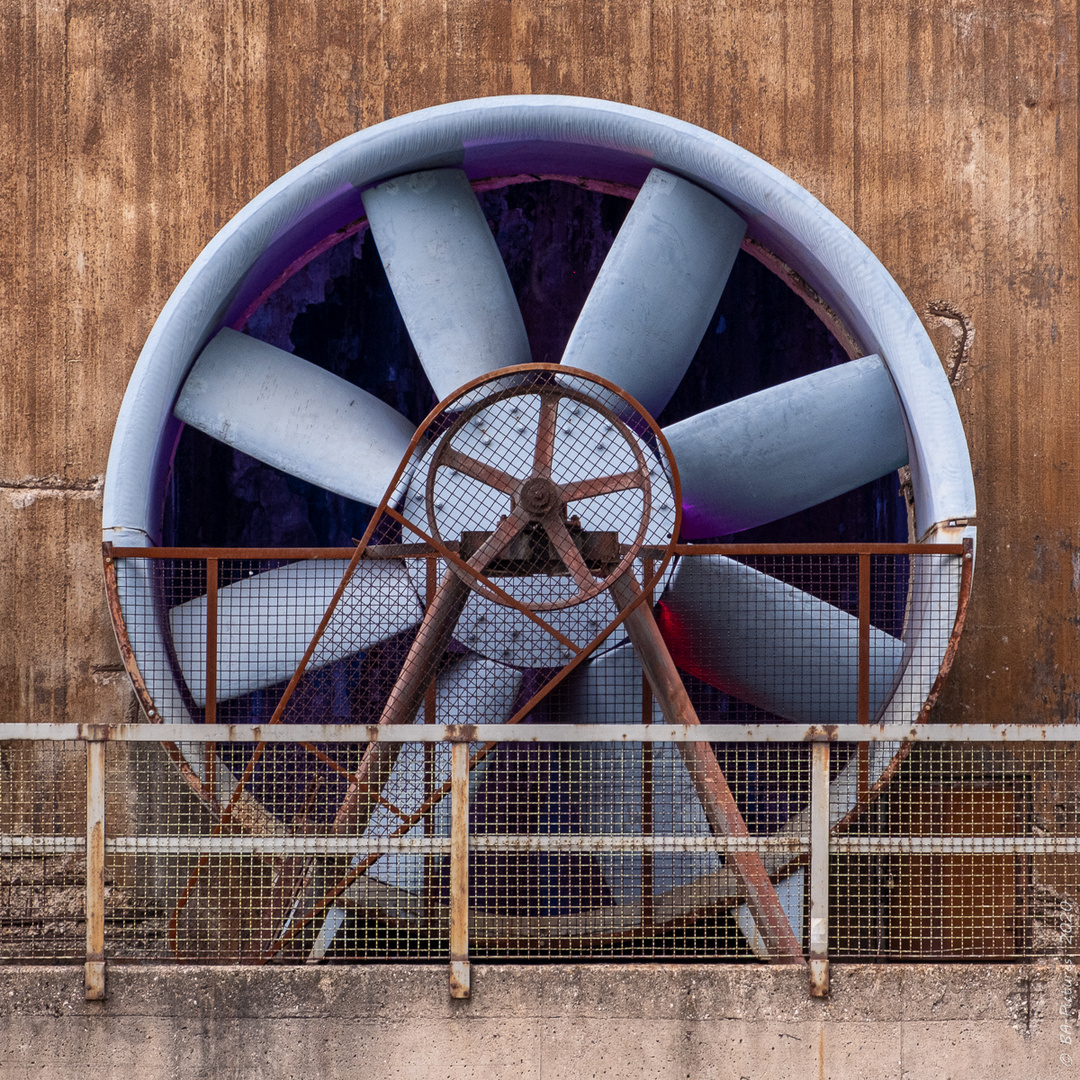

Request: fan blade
left=362, top=168, right=532, bottom=399
left=564, top=643, right=720, bottom=905
left=175, top=329, right=416, bottom=506
left=307, top=656, right=523, bottom=959
left=170, top=560, right=424, bottom=706
left=665, top=354, right=908, bottom=538
left=657, top=555, right=907, bottom=725
left=560, top=168, right=745, bottom=418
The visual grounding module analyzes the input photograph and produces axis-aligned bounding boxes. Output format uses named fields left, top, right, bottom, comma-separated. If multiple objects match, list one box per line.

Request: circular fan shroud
left=102, top=97, right=976, bottom=956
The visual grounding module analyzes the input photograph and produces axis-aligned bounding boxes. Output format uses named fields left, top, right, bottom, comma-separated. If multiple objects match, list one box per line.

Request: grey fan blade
left=362, top=168, right=532, bottom=399
left=308, top=656, right=523, bottom=959
left=665, top=355, right=908, bottom=538
left=175, top=329, right=416, bottom=506
left=170, top=560, right=424, bottom=706
left=564, top=644, right=720, bottom=904
left=560, top=168, right=745, bottom=418
left=657, top=555, right=906, bottom=725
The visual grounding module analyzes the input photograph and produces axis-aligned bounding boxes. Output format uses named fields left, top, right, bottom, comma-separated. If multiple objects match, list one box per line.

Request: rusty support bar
left=204, top=560, right=218, bottom=803
left=204, top=558, right=218, bottom=725
left=672, top=542, right=965, bottom=556
left=10, top=721, right=1080, bottom=743
left=809, top=740, right=830, bottom=998
left=424, top=555, right=439, bottom=926
left=857, top=552, right=870, bottom=801
left=609, top=572, right=804, bottom=964
left=641, top=556, right=655, bottom=927
left=85, top=737, right=106, bottom=1001
left=383, top=504, right=584, bottom=656
left=107, top=545, right=430, bottom=560
left=331, top=570, right=471, bottom=839
left=449, top=740, right=470, bottom=998
left=857, top=552, right=870, bottom=725
left=72, top=832, right=1080, bottom=856
left=108, top=541, right=966, bottom=560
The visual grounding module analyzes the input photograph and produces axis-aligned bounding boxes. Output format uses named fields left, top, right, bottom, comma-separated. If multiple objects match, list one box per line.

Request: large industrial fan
left=103, top=97, right=975, bottom=962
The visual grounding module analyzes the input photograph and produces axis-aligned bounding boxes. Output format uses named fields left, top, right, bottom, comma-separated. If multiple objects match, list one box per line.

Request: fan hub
left=421, top=367, right=673, bottom=614
left=518, top=475, right=560, bottom=518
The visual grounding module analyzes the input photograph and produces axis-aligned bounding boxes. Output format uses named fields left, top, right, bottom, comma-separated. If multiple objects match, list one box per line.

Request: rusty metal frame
left=23, top=721, right=1071, bottom=745
left=100, top=429, right=972, bottom=985
left=11, top=721, right=1079, bottom=1002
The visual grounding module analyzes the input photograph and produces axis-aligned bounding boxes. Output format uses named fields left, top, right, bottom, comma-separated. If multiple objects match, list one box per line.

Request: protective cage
left=98, top=97, right=978, bottom=966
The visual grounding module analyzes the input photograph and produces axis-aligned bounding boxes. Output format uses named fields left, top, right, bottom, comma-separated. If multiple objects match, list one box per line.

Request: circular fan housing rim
left=98, top=99, right=977, bottom=956
left=103, top=95, right=974, bottom=547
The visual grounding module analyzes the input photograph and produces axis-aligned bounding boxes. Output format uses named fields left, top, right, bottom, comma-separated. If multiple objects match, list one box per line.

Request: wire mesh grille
left=111, top=550, right=960, bottom=736
left=463, top=737, right=809, bottom=960
left=831, top=743, right=1041, bottom=961
left=12, top=735, right=1080, bottom=966
left=0, top=740, right=85, bottom=961
left=102, top=739, right=453, bottom=962
left=53, top=534, right=983, bottom=965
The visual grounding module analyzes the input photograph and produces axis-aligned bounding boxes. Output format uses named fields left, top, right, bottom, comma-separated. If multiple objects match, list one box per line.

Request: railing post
left=809, top=738, right=830, bottom=997
left=857, top=551, right=871, bottom=801
left=85, top=734, right=106, bottom=1000
left=449, top=738, right=470, bottom=998
left=204, top=557, right=218, bottom=802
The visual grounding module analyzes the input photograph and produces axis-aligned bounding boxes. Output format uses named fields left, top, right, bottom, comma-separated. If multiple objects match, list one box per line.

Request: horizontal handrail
left=1, top=722, right=1074, bottom=743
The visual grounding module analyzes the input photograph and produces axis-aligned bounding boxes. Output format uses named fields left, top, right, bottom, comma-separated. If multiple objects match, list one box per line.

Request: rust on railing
left=96, top=536, right=971, bottom=983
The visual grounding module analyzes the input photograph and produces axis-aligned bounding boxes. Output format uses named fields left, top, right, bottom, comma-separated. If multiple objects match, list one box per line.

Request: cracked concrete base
left=0, top=963, right=1073, bottom=1079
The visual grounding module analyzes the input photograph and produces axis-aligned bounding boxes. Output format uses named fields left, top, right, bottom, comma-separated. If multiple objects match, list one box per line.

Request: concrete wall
left=0, top=963, right=1075, bottom=1079
left=3, top=1, right=1079, bottom=731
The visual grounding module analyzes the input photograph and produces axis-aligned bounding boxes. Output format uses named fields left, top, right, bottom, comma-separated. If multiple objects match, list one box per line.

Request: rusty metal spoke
left=608, top=570, right=806, bottom=964
left=439, top=446, right=520, bottom=494
left=544, top=515, right=599, bottom=593
left=533, top=391, right=559, bottom=476
left=560, top=470, right=645, bottom=502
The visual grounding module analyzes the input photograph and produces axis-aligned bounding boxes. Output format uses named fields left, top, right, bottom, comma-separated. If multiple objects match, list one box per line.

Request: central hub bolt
left=519, top=476, right=559, bottom=518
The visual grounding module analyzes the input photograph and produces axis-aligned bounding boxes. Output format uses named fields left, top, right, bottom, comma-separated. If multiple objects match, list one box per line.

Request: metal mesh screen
left=109, top=551, right=960, bottom=719
left=463, top=737, right=809, bottom=960
left=0, top=740, right=85, bottom=961
left=7, top=734, right=1080, bottom=968
left=47, top=528, right=979, bottom=970
left=832, top=742, right=1040, bottom=961
left=104, top=738, right=452, bottom=963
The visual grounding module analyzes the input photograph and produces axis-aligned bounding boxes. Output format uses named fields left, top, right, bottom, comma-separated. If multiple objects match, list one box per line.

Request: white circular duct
left=104, top=95, right=974, bottom=546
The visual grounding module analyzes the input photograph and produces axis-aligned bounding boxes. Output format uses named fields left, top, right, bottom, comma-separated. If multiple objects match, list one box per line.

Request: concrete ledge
left=0, top=963, right=1074, bottom=1078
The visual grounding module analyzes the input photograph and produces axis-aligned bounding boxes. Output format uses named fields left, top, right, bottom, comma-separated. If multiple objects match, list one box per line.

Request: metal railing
left=2, top=721, right=1078, bottom=1003
left=102, top=541, right=971, bottom=736
left=0, top=538, right=998, bottom=998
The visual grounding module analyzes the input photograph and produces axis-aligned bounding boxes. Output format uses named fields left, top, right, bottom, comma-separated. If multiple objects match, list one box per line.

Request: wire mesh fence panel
left=103, top=738, right=452, bottom=963
left=21, top=537, right=986, bottom=967
left=830, top=742, right=1060, bottom=961
left=6, top=730, right=1080, bottom=967
left=0, top=740, right=85, bottom=961
left=659, top=550, right=962, bottom=728
left=466, top=738, right=809, bottom=961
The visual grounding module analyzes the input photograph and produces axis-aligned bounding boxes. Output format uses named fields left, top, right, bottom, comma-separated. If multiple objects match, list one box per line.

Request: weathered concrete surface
left=3, top=0, right=1080, bottom=729
left=0, top=963, right=1074, bottom=1079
